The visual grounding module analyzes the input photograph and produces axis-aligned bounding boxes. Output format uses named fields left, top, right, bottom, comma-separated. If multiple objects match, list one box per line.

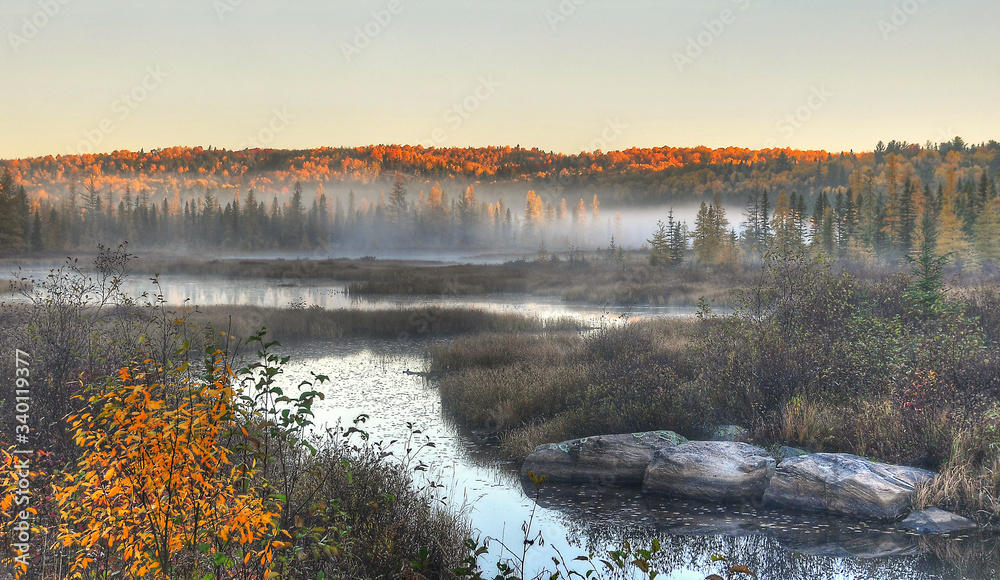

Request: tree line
left=4, top=137, right=999, bottom=208
left=1, top=172, right=616, bottom=253
left=647, top=156, right=1000, bottom=269
left=2, top=138, right=999, bottom=268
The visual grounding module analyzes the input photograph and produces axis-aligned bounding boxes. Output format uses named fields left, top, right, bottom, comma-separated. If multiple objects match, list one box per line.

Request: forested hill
left=3, top=138, right=998, bottom=207
left=1, top=138, right=999, bottom=260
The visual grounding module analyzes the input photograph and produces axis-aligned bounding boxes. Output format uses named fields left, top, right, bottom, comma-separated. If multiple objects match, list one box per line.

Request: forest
left=0, top=138, right=998, bottom=268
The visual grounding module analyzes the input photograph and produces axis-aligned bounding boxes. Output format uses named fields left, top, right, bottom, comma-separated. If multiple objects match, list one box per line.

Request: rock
left=710, top=424, right=750, bottom=442
left=521, top=431, right=688, bottom=485
left=763, top=453, right=936, bottom=521
left=900, top=508, right=977, bottom=534
left=773, top=446, right=809, bottom=463
left=643, top=441, right=776, bottom=502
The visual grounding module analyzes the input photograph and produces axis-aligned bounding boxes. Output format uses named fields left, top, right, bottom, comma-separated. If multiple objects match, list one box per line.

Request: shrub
left=54, top=353, right=281, bottom=580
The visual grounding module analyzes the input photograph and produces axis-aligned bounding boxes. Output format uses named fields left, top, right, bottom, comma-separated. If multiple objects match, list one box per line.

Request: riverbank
left=429, top=255, right=1000, bottom=525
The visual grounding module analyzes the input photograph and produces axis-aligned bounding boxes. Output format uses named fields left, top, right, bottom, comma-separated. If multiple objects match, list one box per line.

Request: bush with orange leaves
left=53, top=350, right=283, bottom=580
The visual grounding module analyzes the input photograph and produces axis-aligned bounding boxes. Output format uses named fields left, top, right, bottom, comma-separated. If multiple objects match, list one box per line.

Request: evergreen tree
left=388, top=174, right=408, bottom=225
left=30, top=209, right=44, bottom=251
left=936, top=182, right=970, bottom=261
left=973, top=199, right=1000, bottom=267
left=648, top=219, right=670, bottom=266
left=899, top=176, right=916, bottom=254
left=0, top=171, right=26, bottom=250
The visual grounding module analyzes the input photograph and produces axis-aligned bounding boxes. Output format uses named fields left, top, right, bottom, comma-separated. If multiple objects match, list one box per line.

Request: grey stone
left=521, top=431, right=688, bottom=485
left=900, top=508, right=977, bottom=534
left=773, top=446, right=810, bottom=463
left=763, top=453, right=936, bottom=521
left=643, top=441, right=776, bottom=502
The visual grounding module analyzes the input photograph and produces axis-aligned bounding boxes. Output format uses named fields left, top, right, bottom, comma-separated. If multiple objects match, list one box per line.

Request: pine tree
left=899, top=176, right=916, bottom=255
left=973, top=198, right=1000, bottom=267
left=692, top=202, right=719, bottom=264
left=0, top=171, right=26, bottom=250
left=648, top=219, right=671, bottom=266
left=758, top=189, right=770, bottom=247
left=770, top=191, right=800, bottom=251
left=668, top=213, right=685, bottom=264
left=936, top=182, right=970, bottom=262
left=524, top=191, right=543, bottom=226
left=389, top=174, right=408, bottom=225
left=30, top=209, right=43, bottom=251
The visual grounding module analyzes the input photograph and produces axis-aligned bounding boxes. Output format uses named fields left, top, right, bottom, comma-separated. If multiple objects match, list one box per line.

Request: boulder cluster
left=521, top=430, right=975, bottom=533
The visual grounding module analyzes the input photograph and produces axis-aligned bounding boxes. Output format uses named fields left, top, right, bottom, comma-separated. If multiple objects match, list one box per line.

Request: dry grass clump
left=291, top=434, right=473, bottom=580
left=913, top=411, right=1000, bottom=523
left=431, top=319, right=702, bottom=459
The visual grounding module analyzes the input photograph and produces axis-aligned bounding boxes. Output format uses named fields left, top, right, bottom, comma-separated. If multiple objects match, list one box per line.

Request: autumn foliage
left=54, top=354, right=281, bottom=579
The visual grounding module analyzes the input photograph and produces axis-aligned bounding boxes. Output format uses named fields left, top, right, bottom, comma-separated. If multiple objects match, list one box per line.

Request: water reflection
left=274, top=338, right=999, bottom=580
left=6, top=268, right=706, bottom=323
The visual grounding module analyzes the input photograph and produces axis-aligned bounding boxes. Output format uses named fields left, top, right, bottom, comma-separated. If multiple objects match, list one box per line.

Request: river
left=9, top=266, right=998, bottom=579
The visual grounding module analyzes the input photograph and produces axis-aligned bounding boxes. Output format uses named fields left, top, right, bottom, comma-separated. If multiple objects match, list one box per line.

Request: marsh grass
left=194, top=305, right=583, bottom=342
left=914, top=412, right=1000, bottom=522
left=431, top=319, right=702, bottom=460
left=280, top=432, right=473, bottom=580
left=133, top=255, right=735, bottom=305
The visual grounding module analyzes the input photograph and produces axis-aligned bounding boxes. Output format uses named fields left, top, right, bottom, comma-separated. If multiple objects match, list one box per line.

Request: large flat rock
left=763, top=453, right=935, bottom=521
left=521, top=431, right=687, bottom=485
left=643, top=441, right=776, bottom=502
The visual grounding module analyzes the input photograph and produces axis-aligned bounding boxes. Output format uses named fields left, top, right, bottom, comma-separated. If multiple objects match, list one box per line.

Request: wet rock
left=643, top=441, right=776, bottom=502
left=763, top=453, right=935, bottom=521
left=900, top=508, right=977, bottom=534
left=468, top=428, right=500, bottom=445
left=710, top=424, right=750, bottom=442
left=521, top=431, right=688, bottom=485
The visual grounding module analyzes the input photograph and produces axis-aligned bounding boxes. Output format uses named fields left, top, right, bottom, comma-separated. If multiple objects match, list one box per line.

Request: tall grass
left=194, top=305, right=582, bottom=342
left=431, top=319, right=703, bottom=460
left=275, top=431, right=473, bottom=580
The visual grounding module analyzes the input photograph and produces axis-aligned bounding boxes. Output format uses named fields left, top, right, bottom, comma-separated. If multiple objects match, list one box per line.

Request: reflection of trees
left=529, top=480, right=999, bottom=580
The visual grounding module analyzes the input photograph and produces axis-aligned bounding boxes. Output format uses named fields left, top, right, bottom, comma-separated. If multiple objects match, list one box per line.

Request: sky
left=1, top=0, right=997, bottom=159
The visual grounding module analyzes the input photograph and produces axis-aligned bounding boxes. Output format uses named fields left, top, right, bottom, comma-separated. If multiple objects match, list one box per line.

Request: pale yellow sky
left=1, top=0, right=997, bottom=159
